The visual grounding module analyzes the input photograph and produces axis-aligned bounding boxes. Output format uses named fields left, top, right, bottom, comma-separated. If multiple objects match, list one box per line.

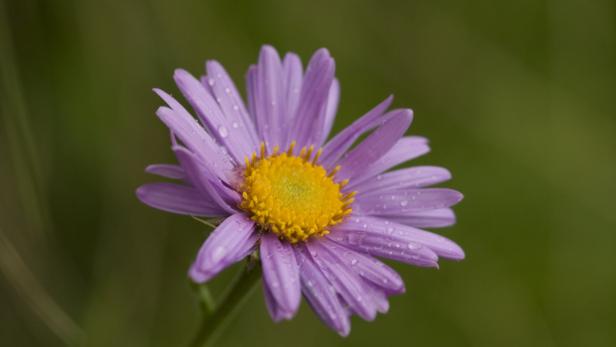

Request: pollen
left=239, top=142, right=354, bottom=243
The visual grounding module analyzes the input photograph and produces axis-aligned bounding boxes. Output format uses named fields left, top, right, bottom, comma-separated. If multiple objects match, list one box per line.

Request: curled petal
left=173, top=147, right=240, bottom=214
left=136, top=183, right=224, bottom=216
left=145, top=164, right=185, bottom=180
left=260, top=233, right=301, bottom=320
left=189, top=214, right=258, bottom=283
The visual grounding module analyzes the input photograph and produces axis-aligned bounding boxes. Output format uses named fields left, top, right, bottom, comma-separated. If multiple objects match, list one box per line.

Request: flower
left=137, top=45, right=464, bottom=336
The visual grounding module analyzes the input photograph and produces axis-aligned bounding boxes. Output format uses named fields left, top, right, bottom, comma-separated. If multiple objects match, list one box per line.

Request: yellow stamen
left=239, top=142, right=354, bottom=243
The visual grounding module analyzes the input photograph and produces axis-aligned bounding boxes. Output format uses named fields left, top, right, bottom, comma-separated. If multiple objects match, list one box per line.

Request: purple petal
left=172, top=69, right=254, bottom=163
left=328, top=228, right=440, bottom=268
left=145, top=164, right=185, bottom=180
left=246, top=65, right=258, bottom=124
left=291, top=48, right=335, bottom=149
left=353, top=166, right=452, bottom=194
left=318, top=238, right=405, bottom=294
left=189, top=214, right=258, bottom=283
left=347, top=136, right=430, bottom=188
left=204, top=60, right=260, bottom=147
left=260, top=233, right=301, bottom=320
left=320, top=79, right=340, bottom=145
left=337, top=109, right=413, bottom=182
left=388, top=208, right=457, bottom=228
left=364, top=282, right=390, bottom=314
left=281, top=53, right=303, bottom=149
left=263, top=280, right=286, bottom=322
left=136, top=183, right=225, bottom=216
left=320, top=96, right=393, bottom=169
left=305, top=241, right=378, bottom=321
left=334, top=215, right=465, bottom=260
left=252, top=45, right=285, bottom=148
left=296, top=247, right=350, bottom=336
left=173, top=146, right=240, bottom=214
left=153, top=92, right=235, bottom=183
left=354, top=188, right=463, bottom=215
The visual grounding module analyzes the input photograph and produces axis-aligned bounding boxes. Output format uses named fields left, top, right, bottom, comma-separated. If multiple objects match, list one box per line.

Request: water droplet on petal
left=231, top=122, right=239, bottom=129
left=350, top=258, right=358, bottom=265
left=400, top=200, right=408, bottom=207
left=218, top=126, right=228, bottom=138
left=212, top=246, right=226, bottom=262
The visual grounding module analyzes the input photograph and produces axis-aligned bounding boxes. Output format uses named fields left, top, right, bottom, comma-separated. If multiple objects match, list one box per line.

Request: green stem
left=189, top=262, right=262, bottom=347
left=191, top=282, right=216, bottom=315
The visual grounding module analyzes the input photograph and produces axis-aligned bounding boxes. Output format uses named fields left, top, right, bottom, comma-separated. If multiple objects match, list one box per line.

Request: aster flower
left=137, top=45, right=464, bottom=337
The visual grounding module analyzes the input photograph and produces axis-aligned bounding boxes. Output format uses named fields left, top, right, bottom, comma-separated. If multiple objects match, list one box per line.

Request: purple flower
left=137, top=45, right=464, bottom=336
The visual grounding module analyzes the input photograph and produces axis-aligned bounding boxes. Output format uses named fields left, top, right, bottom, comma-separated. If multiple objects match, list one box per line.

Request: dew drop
left=212, top=246, right=226, bottom=262
left=400, top=200, right=408, bottom=207
left=350, top=258, right=358, bottom=265
left=233, top=105, right=240, bottom=111
left=208, top=78, right=215, bottom=86
left=231, top=122, right=239, bottom=129
left=224, top=87, right=231, bottom=94
left=218, top=126, right=228, bottom=138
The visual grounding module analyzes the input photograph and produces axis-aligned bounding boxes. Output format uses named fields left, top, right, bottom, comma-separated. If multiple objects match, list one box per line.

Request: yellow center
left=239, top=143, right=354, bottom=243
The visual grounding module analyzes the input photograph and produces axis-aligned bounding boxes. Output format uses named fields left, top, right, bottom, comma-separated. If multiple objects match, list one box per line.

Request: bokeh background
left=1, top=0, right=615, bottom=346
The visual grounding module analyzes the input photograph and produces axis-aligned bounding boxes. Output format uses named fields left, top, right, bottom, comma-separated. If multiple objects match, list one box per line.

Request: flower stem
left=189, top=261, right=262, bottom=347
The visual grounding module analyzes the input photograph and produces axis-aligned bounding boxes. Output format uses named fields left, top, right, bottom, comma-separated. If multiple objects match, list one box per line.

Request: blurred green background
left=1, top=0, right=615, bottom=346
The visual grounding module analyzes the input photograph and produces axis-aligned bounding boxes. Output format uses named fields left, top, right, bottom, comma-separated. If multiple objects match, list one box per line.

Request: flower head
left=137, top=45, right=464, bottom=336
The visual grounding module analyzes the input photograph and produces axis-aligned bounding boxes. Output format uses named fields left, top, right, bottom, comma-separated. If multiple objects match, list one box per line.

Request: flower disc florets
left=239, top=142, right=354, bottom=243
